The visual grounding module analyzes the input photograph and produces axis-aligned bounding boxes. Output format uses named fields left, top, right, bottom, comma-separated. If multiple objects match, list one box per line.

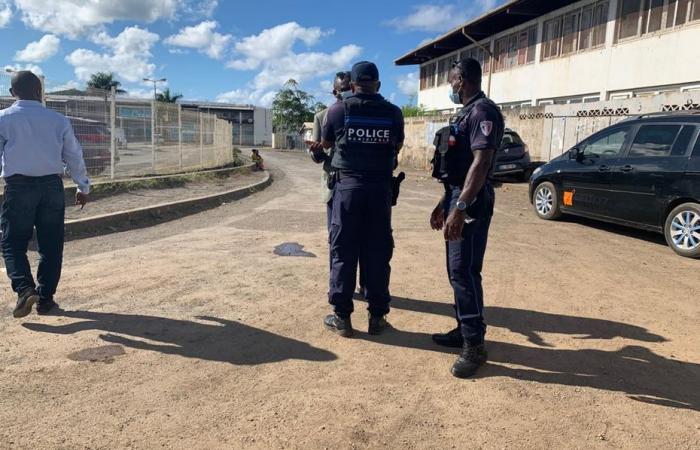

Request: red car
left=67, top=116, right=111, bottom=176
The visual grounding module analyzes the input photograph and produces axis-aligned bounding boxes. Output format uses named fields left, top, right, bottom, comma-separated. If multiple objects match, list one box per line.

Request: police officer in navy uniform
left=309, top=61, right=404, bottom=337
left=429, top=58, right=504, bottom=378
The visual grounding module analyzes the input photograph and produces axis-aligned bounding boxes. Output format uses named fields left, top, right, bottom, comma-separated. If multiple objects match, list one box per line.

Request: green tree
left=156, top=88, right=183, bottom=103
left=401, top=94, right=428, bottom=118
left=86, top=72, right=126, bottom=94
left=271, top=79, right=316, bottom=132
left=312, top=101, right=328, bottom=114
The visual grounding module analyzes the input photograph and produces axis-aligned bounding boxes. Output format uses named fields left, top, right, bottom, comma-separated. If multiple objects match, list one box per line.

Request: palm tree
left=156, top=88, right=183, bottom=103
left=87, top=72, right=126, bottom=94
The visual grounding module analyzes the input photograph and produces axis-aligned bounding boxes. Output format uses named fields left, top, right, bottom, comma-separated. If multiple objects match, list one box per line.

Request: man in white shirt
left=0, top=71, right=90, bottom=318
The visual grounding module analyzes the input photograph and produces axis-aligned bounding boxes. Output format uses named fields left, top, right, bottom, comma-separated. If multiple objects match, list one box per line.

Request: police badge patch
left=480, top=121, right=493, bottom=136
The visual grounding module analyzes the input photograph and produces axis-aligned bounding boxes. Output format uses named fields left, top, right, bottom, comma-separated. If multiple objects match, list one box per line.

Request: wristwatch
left=456, top=200, right=468, bottom=211
left=456, top=200, right=476, bottom=224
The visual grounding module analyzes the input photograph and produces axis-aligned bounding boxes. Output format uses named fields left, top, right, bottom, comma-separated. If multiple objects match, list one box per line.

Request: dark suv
left=494, top=128, right=531, bottom=181
left=529, top=113, right=700, bottom=258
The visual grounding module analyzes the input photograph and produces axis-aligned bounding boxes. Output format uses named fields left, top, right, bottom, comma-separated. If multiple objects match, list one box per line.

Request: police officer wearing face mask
left=429, top=58, right=504, bottom=378
left=311, top=61, right=404, bottom=337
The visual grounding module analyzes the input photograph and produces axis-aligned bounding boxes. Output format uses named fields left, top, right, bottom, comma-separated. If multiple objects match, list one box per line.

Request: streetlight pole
left=143, top=78, right=166, bottom=171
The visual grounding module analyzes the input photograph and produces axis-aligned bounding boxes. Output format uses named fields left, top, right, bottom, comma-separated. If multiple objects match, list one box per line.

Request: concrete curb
left=64, top=171, right=272, bottom=240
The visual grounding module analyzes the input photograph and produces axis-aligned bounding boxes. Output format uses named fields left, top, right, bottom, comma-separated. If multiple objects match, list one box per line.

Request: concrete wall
left=415, top=0, right=700, bottom=111
left=399, top=90, right=700, bottom=170
left=254, top=108, right=273, bottom=146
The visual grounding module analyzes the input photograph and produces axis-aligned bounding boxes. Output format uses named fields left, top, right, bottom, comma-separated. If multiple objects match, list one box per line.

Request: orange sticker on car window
left=563, top=191, right=574, bottom=206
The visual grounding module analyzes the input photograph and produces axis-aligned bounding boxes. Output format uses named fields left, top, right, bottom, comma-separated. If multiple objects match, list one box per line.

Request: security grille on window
left=460, top=45, right=491, bottom=74
left=617, top=0, right=700, bottom=41
left=437, top=54, right=458, bottom=85
left=543, top=1, right=609, bottom=61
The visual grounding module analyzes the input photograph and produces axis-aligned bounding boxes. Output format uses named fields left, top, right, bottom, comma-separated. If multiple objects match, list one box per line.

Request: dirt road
left=0, top=151, right=698, bottom=449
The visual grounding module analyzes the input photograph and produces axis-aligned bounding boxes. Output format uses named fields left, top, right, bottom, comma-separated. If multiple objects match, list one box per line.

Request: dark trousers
left=327, top=197, right=367, bottom=297
left=329, top=176, right=393, bottom=318
left=444, top=184, right=494, bottom=346
left=1, top=175, right=65, bottom=300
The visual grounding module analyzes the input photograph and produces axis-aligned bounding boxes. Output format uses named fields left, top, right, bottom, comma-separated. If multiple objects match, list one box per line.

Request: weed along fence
left=398, top=90, right=700, bottom=170
left=0, top=70, right=234, bottom=180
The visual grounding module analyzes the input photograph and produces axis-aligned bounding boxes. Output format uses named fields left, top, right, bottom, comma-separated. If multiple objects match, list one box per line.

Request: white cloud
left=164, top=21, right=231, bottom=59
left=15, top=34, right=60, bottom=63
left=397, top=72, right=419, bottom=96
left=385, top=1, right=499, bottom=33
left=186, top=0, right=217, bottom=17
left=65, top=26, right=159, bottom=83
left=13, top=0, right=182, bottom=37
left=216, top=88, right=275, bottom=107
left=0, top=0, right=11, bottom=27
left=4, top=63, right=43, bottom=76
left=319, top=80, right=333, bottom=93
left=46, top=80, right=80, bottom=92
left=228, top=22, right=329, bottom=71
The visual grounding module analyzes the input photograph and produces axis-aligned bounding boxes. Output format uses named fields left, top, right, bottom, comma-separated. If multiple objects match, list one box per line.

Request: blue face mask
left=340, top=90, right=353, bottom=100
left=449, top=88, right=461, bottom=105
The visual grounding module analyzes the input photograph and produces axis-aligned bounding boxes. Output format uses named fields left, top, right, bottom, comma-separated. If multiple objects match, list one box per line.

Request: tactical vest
left=431, top=94, right=502, bottom=185
left=331, top=96, right=397, bottom=174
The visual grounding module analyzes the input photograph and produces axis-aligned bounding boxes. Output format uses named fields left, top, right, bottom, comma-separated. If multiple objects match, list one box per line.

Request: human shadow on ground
left=358, top=298, right=697, bottom=411
left=389, top=297, right=666, bottom=347
left=23, top=311, right=336, bottom=366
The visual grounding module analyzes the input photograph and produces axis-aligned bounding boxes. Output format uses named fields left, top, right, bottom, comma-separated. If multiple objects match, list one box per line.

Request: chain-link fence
left=0, top=70, right=235, bottom=180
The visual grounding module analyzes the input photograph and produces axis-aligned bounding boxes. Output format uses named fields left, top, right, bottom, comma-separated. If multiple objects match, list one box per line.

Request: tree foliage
left=156, top=88, right=183, bottom=103
left=401, top=95, right=428, bottom=118
left=271, top=79, right=317, bottom=132
left=87, top=72, right=126, bottom=94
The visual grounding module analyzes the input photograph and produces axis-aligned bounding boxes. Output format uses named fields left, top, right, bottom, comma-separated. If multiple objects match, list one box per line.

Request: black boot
left=37, top=298, right=61, bottom=315
left=13, top=288, right=39, bottom=318
left=432, top=327, right=464, bottom=348
left=368, top=315, right=390, bottom=335
left=451, top=343, right=488, bottom=379
left=324, top=314, right=353, bottom=337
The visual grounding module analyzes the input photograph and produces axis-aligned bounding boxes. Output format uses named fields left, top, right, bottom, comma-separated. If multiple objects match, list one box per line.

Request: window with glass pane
left=562, top=12, right=579, bottom=54
left=593, top=2, right=609, bottom=46
left=527, top=27, right=537, bottom=62
left=618, top=0, right=642, bottom=40
left=646, top=0, right=664, bottom=32
left=507, top=34, right=518, bottom=68
left=543, top=18, right=562, bottom=59
left=693, top=0, right=700, bottom=20
left=629, top=125, right=681, bottom=157
left=677, top=0, right=690, bottom=24
left=495, top=37, right=508, bottom=70
left=670, top=126, right=695, bottom=156
left=583, top=127, right=631, bottom=158
left=579, top=6, right=594, bottom=49
left=420, top=63, right=436, bottom=90
left=517, top=31, right=528, bottom=65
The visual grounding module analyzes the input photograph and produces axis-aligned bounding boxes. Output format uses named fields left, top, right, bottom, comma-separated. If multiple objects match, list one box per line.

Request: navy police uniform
left=434, top=91, right=504, bottom=345
left=322, top=78, right=404, bottom=320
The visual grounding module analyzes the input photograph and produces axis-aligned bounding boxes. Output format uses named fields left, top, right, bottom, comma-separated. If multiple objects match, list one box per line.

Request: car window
left=582, top=127, right=631, bottom=158
left=693, top=134, right=700, bottom=157
left=501, top=132, right=523, bottom=147
left=670, top=126, right=696, bottom=156
left=629, top=124, right=681, bottom=157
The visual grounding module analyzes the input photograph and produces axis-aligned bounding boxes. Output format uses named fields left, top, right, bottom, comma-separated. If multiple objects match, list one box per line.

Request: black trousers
left=1, top=175, right=65, bottom=300
left=328, top=176, right=393, bottom=318
left=443, top=183, right=494, bottom=345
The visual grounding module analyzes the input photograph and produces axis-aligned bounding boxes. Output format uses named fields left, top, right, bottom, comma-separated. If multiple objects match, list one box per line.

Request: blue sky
left=0, top=0, right=499, bottom=107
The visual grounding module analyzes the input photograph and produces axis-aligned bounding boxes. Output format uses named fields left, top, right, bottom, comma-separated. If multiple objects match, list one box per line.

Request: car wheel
left=664, top=202, right=700, bottom=258
left=533, top=182, right=561, bottom=220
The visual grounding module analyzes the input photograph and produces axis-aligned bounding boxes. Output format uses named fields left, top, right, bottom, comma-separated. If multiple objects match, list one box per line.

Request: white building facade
left=396, top=0, right=700, bottom=112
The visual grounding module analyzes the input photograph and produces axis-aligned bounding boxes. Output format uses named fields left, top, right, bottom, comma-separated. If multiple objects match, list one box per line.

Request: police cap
left=351, top=61, right=379, bottom=83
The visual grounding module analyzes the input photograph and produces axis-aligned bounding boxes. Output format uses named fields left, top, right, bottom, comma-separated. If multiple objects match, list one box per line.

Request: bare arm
left=457, top=148, right=494, bottom=207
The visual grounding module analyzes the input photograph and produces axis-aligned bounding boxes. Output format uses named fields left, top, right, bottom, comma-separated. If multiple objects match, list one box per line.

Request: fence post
left=110, top=86, right=116, bottom=179
left=40, top=75, right=46, bottom=105
left=151, top=99, right=157, bottom=171
left=199, top=111, right=204, bottom=166
left=178, top=104, right=183, bottom=170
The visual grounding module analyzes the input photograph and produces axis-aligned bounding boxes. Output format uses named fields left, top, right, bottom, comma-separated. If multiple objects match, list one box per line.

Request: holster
left=391, top=172, right=406, bottom=206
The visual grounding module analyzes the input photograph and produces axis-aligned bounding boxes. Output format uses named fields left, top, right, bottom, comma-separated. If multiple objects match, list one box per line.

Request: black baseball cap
left=351, top=61, right=379, bottom=83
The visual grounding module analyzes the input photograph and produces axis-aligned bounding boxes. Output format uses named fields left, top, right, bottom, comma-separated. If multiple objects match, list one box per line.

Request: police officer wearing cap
left=309, top=61, right=404, bottom=337
left=429, top=58, right=504, bottom=378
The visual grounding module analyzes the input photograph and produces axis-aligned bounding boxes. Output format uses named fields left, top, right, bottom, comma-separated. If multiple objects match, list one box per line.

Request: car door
left=609, top=123, right=696, bottom=228
left=559, top=125, right=633, bottom=218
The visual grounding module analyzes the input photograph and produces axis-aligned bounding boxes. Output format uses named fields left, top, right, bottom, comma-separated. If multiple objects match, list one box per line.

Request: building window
left=618, top=0, right=700, bottom=41
left=544, top=1, right=609, bottom=60
left=494, top=25, right=537, bottom=71
left=542, top=18, right=562, bottom=59
left=436, top=54, right=458, bottom=86
left=420, top=63, right=436, bottom=90
left=460, top=45, right=491, bottom=74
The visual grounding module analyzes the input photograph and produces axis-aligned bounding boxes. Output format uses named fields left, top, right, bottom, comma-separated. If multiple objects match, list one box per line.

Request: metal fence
left=0, top=70, right=235, bottom=179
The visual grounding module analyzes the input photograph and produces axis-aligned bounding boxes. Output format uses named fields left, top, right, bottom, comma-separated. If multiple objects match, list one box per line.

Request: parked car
left=68, top=116, right=111, bottom=176
left=494, top=128, right=531, bottom=181
left=529, top=112, right=700, bottom=258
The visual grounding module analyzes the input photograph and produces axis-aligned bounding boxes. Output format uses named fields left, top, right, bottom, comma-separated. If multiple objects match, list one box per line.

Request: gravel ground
left=0, top=150, right=697, bottom=449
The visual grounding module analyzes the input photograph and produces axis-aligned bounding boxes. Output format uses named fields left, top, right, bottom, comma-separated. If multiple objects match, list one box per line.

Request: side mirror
left=570, top=147, right=583, bottom=161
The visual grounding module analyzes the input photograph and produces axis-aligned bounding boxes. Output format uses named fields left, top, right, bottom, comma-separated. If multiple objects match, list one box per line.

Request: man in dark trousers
left=0, top=71, right=90, bottom=318
left=309, top=61, right=404, bottom=337
left=429, top=58, right=504, bottom=378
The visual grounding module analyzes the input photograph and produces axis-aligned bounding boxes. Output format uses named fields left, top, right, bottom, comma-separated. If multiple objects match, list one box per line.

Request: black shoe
left=368, top=315, right=391, bottom=335
left=13, top=288, right=39, bottom=318
left=432, top=327, right=464, bottom=348
left=451, top=344, right=488, bottom=379
left=37, top=299, right=60, bottom=315
left=324, top=314, right=353, bottom=338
